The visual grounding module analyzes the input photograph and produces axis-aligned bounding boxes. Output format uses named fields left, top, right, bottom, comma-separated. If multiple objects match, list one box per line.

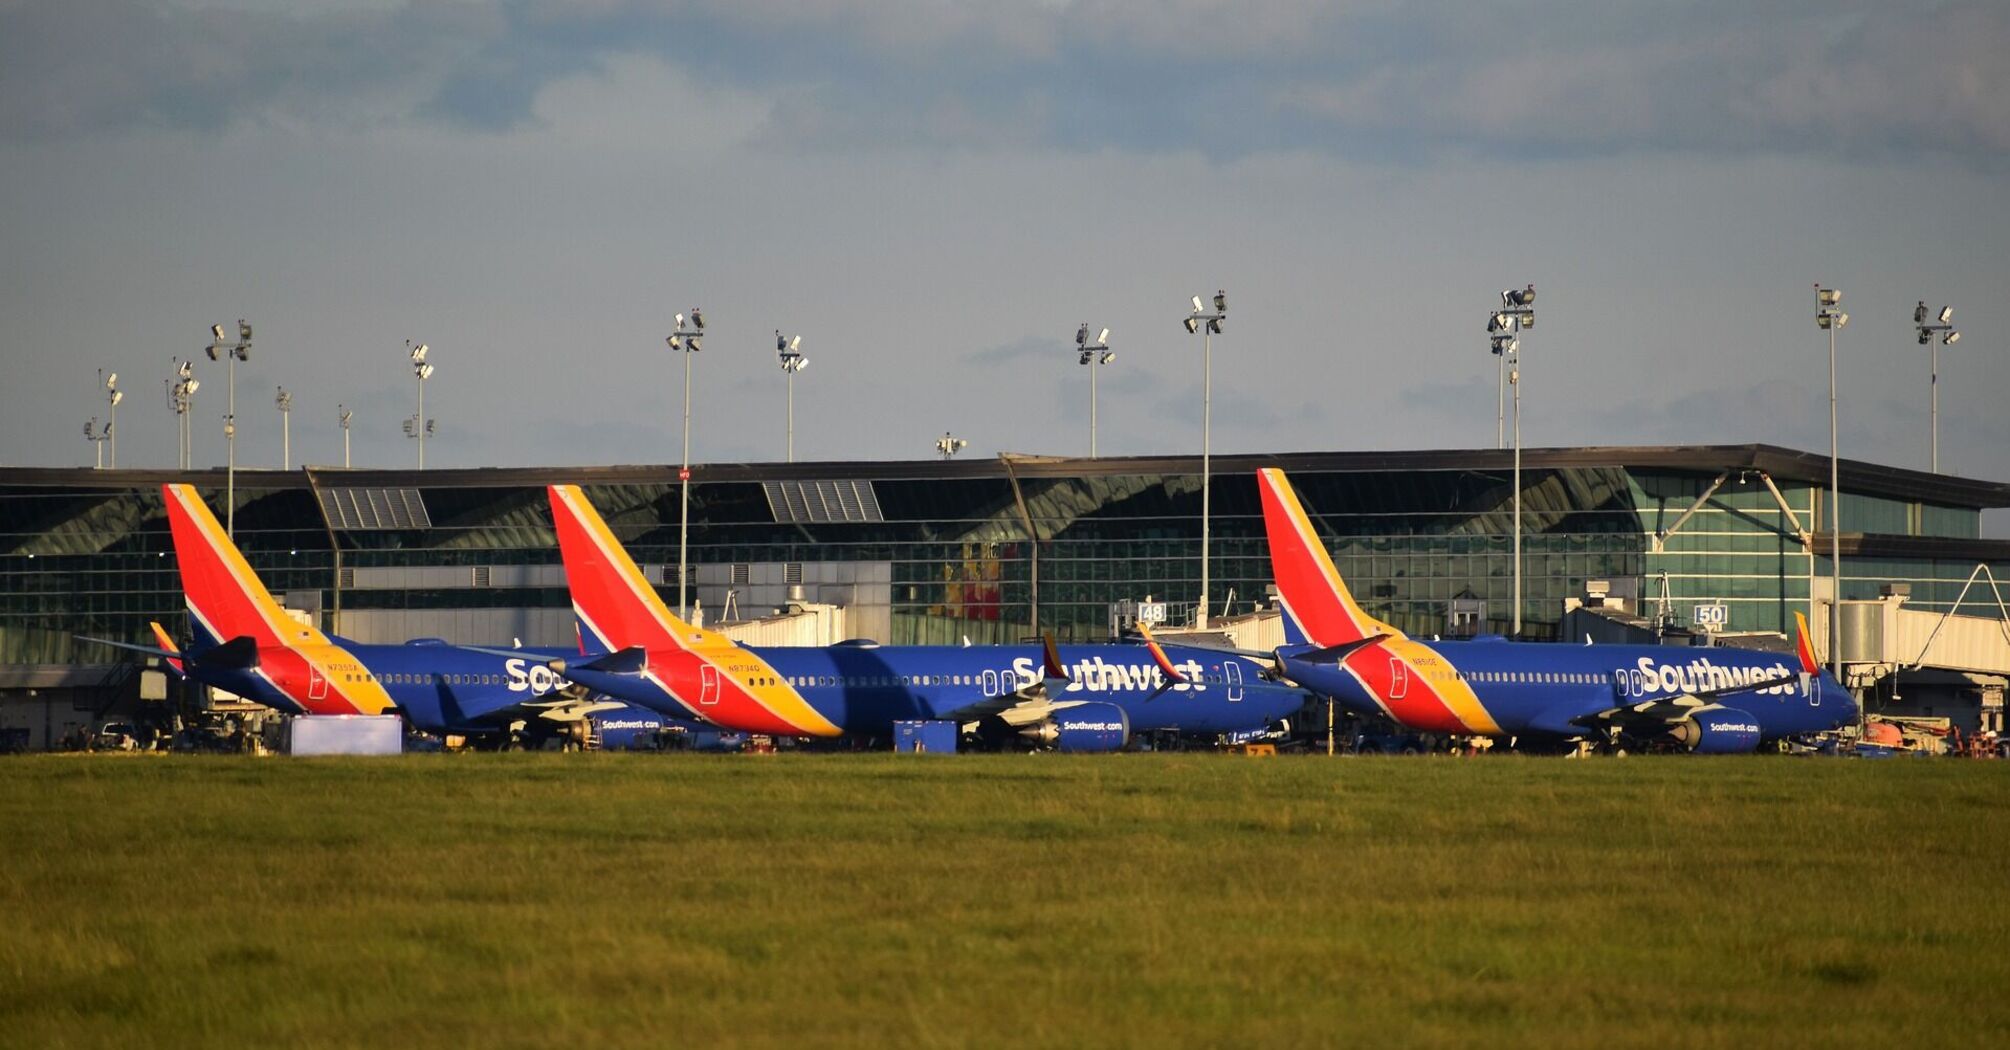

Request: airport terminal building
left=5, top=444, right=2008, bottom=744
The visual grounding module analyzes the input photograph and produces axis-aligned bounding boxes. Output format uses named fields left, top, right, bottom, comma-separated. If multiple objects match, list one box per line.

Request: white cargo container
left=283, top=715, right=403, bottom=756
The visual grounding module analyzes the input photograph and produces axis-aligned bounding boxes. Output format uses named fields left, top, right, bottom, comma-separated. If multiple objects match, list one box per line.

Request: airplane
left=541, top=483, right=1311, bottom=751
left=1256, top=468, right=1856, bottom=753
left=79, top=483, right=627, bottom=745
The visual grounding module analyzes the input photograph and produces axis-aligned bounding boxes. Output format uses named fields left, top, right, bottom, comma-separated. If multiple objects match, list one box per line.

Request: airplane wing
left=937, top=635, right=1080, bottom=727
left=1573, top=671, right=1804, bottom=734
left=74, top=633, right=258, bottom=669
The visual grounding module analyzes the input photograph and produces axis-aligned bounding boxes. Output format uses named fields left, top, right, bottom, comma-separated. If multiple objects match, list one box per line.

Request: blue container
left=894, top=720, right=957, bottom=754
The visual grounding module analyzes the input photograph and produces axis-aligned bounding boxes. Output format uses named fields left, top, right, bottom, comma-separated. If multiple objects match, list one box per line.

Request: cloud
left=7, top=2, right=2007, bottom=167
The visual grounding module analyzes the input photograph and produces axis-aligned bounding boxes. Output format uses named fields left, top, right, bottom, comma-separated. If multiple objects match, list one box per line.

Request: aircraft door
left=699, top=664, right=721, bottom=706
left=1387, top=657, right=1408, bottom=700
left=1611, top=670, right=1631, bottom=700
left=1225, top=661, right=1244, bottom=701
left=982, top=669, right=999, bottom=696
left=308, top=664, right=328, bottom=702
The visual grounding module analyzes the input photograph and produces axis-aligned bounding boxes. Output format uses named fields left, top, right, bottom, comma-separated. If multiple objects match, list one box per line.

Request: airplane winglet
left=150, top=621, right=185, bottom=678
left=1792, top=611, right=1819, bottom=674
left=1041, top=634, right=1069, bottom=682
left=1134, top=622, right=1189, bottom=684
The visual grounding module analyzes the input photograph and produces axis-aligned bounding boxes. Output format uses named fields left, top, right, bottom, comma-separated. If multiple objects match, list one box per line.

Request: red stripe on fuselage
left=1342, top=641, right=1470, bottom=733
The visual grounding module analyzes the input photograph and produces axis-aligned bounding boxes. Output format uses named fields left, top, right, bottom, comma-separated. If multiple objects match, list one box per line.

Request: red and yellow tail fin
left=1257, top=468, right=1404, bottom=647
left=1134, top=622, right=1189, bottom=684
left=1793, top=611, right=1820, bottom=673
left=149, top=621, right=184, bottom=678
left=162, top=484, right=327, bottom=650
left=548, top=485, right=734, bottom=655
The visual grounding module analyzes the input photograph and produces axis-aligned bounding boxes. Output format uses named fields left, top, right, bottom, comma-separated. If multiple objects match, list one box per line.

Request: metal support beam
left=1755, top=470, right=1815, bottom=550
left=1650, top=471, right=1729, bottom=553
left=1909, top=564, right=2010, bottom=671
left=999, top=454, right=1041, bottom=636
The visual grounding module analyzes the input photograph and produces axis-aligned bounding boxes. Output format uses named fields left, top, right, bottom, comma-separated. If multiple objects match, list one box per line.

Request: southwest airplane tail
left=547, top=485, right=738, bottom=656
left=163, top=483, right=329, bottom=652
left=547, top=484, right=844, bottom=737
left=1256, top=467, right=1403, bottom=647
left=159, top=483, right=394, bottom=716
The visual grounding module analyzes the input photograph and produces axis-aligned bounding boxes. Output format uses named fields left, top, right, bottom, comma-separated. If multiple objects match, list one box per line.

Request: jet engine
left=1020, top=703, right=1131, bottom=753
left=1666, top=706, right=1762, bottom=754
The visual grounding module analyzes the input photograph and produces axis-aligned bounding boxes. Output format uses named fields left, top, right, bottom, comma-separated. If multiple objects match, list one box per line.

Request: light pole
left=84, top=418, right=109, bottom=469
left=275, top=386, right=292, bottom=470
left=98, top=370, right=122, bottom=468
left=167, top=359, right=198, bottom=470
left=338, top=404, right=352, bottom=468
left=776, top=330, right=806, bottom=462
left=206, top=320, right=253, bottom=537
left=404, top=341, right=434, bottom=468
left=1913, top=300, right=1961, bottom=473
left=1075, top=324, right=1114, bottom=457
left=668, top=309, right=705, bottom=619
left=935, top=432, right=968, bottom=459
left=1184, top=291, right=1226, bottom=629
left=1815, top=285, right=1848, bottom=689
left=1490, top=285, right=1535, bottom=635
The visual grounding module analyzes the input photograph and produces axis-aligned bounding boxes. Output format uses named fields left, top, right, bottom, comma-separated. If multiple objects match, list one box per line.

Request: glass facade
left=4, top=448, right=2005, bottom=664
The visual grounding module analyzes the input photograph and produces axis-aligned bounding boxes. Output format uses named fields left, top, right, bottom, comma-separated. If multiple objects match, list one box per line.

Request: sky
left=2, top=1, right=2006, bottom=530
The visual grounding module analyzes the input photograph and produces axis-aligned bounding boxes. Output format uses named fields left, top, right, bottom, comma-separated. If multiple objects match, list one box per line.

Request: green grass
left=3, top=754, right=2008, bottom=1048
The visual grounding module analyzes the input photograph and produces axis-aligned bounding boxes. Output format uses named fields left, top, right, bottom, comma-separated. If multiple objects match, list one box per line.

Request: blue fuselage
left=566, top=642, right=1309, bottom=739
left=182, top=630, right=616, bottom=736
left=1283, top=636, right=1854, bottom=742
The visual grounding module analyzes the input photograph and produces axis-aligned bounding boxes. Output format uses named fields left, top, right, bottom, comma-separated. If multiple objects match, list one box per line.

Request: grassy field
left=3, top=754, right=2008, bottom=1049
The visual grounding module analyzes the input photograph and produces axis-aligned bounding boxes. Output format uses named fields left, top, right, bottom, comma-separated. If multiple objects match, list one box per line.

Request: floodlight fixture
left=1074, top=322, right=1116, bottom=456
left=1813, top=283, right=1844, bottom=688
left=668, top=307, right=707, bottom=615
left=406, top=339, right=436, bottom=467
left=205, top=318, right=253, bottom=533
left=186, top=380, right=199, bottom=394
left=1913, top=295, right=1962, bottom=472
left=1183, top=289, right=1230, bottom=628
left=1483, top=283, right=1542, bottom=632
left=935, top=432, right=968, bottom=459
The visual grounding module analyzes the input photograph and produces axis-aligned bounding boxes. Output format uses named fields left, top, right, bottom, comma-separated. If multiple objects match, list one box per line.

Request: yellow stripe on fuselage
left=554, top=486, right=840, bottom=736
left=1387, top=639, right=1501, bottom=735
left=294, top=644, right=397, bottom=715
